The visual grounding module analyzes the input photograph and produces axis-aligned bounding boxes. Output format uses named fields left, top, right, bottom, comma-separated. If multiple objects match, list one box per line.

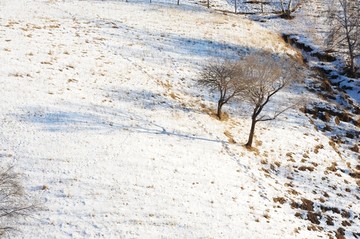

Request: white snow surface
left=0, top=0, right=359, bottom=238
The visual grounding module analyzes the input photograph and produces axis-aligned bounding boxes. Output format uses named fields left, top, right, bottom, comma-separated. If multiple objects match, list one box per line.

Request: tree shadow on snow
left=106, top=87, right=194, bottom=113
left=17, top=103, right=226, bottom=144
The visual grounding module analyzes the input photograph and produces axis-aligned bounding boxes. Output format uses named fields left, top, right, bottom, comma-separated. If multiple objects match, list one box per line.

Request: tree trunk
left=280, top=0, right=285, bottom=13
left=207, top=0, right=210, bottom=8
left=347, top=42, right=354, bottom=74
left=349, top=53, right=354, bottom=74
left=246, top=118, right=256, bottom=148
left=287, top=0, right=292, bottom=12
left=343, top=0, right=355, bottom=74
left=217, top=101, right=223, bottom=120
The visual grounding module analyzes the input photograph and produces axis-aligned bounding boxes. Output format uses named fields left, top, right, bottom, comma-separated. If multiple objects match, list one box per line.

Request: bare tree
left=277, top=0, right=303, bottom=19
left=327, top=0, right=360, bottom=75
left=237, top=53, right=300, bottom=148
left=199, top=61, right=246, bottom=120
left=0, top=165, right=37, bottom=236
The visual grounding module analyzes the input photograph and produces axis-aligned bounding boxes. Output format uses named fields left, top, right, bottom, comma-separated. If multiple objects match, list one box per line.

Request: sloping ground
left=229, top=0, right=360, bottom=183
left=0, top=0, right=358, bottom=238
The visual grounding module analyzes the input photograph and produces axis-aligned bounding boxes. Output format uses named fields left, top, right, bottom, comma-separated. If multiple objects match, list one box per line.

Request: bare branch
left=327, top=0, right=360, bottom=74
left=235, top=52, right=302, bottom=147
left=198, top=60, right=248, bottom=120
left=0, top=165, right=39, bottom=236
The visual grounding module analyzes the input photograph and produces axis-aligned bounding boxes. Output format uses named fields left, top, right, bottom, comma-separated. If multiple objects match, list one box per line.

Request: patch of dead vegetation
left=8, top=72, right=32, bottom=78
left=326, top=162, right=338, bottom=173
left=298, top=165, right=315, bottom=172
left=305, top=104, right=353, bottom=124
left=223, top=130, right=236, bottom=144
left=349, top=144, right=359, bottom=153
left=255, top=140, right=263, bottom=147
left=40, top=61, right=52, bottom=65
left=287, top=188, right=300, bottom=195
left=289, top=195, right=358, bottom=238
left=314, top=144, right=324, bottom=154
left=46, top=24, right=61, bottom=29
left=246, top=145, right=259, bottom=156
left=5, top=20, right=20, bottom=27
left=307, top=224, right=322, bottom=231
left=273, top=197, right=286, bottom=204
left=286, top=152, right=295, bottom=162
left=349, top=170, right=360, bottom=179
left=169, top=92, right=178, bottom=100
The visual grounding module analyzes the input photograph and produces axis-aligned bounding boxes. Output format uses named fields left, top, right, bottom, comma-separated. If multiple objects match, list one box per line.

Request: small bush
left=0, top=165, right=37, bottom=236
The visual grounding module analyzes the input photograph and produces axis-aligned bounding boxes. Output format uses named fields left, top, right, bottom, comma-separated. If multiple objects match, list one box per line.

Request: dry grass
left=273, top=197, right=286, bottom=204
left=314, top=144, right=324, bottom=154
left=0, top=166, right=38, bottom=236
left=223, top=130, right=236, bottom=144
left=326, top=162, right=337, bottom=173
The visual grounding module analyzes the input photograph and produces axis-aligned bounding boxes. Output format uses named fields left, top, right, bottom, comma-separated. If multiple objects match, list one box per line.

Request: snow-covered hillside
left=0, top=0, right=358, bottom=238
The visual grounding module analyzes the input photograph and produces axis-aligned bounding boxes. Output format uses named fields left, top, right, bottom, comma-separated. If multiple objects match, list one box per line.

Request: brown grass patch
left=48, top=24, right=60, bottom=29
left=307, top=211, right=321, bottom=225
left=335, top=116, right=340, bottom=125
left=246, top=145, right=259, bottom=155
left=288, top=189, right=300, bottom=195
left=41, top=61, right=52, bottom=65
left=349, top=144, right=359, bottom=153
left=224, top=130, right=236, bottom=144
left=273, top=197, right=286, bottom=204
left=349, top=171, right=360, bottom=179
left=314, top=144, right=324, bottom=154
left=169, top=92, right=178, bottom=100
left=207, top=109, right=229, bottom=121
left=255, top=140, right=263, bottom=147
left=326, top=162, right=337, bottom=172
left=307, top=224, right=321, bottom=231
left=298, top=165, right=315, bottom=172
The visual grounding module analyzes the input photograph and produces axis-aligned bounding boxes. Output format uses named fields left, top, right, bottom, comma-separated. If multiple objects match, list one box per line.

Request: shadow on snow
left=17, top=103, right=226, bottom=144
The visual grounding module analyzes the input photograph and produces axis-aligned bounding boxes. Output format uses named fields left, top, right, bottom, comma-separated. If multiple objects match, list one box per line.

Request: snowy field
left=0, top=0, right=359, bottom=238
